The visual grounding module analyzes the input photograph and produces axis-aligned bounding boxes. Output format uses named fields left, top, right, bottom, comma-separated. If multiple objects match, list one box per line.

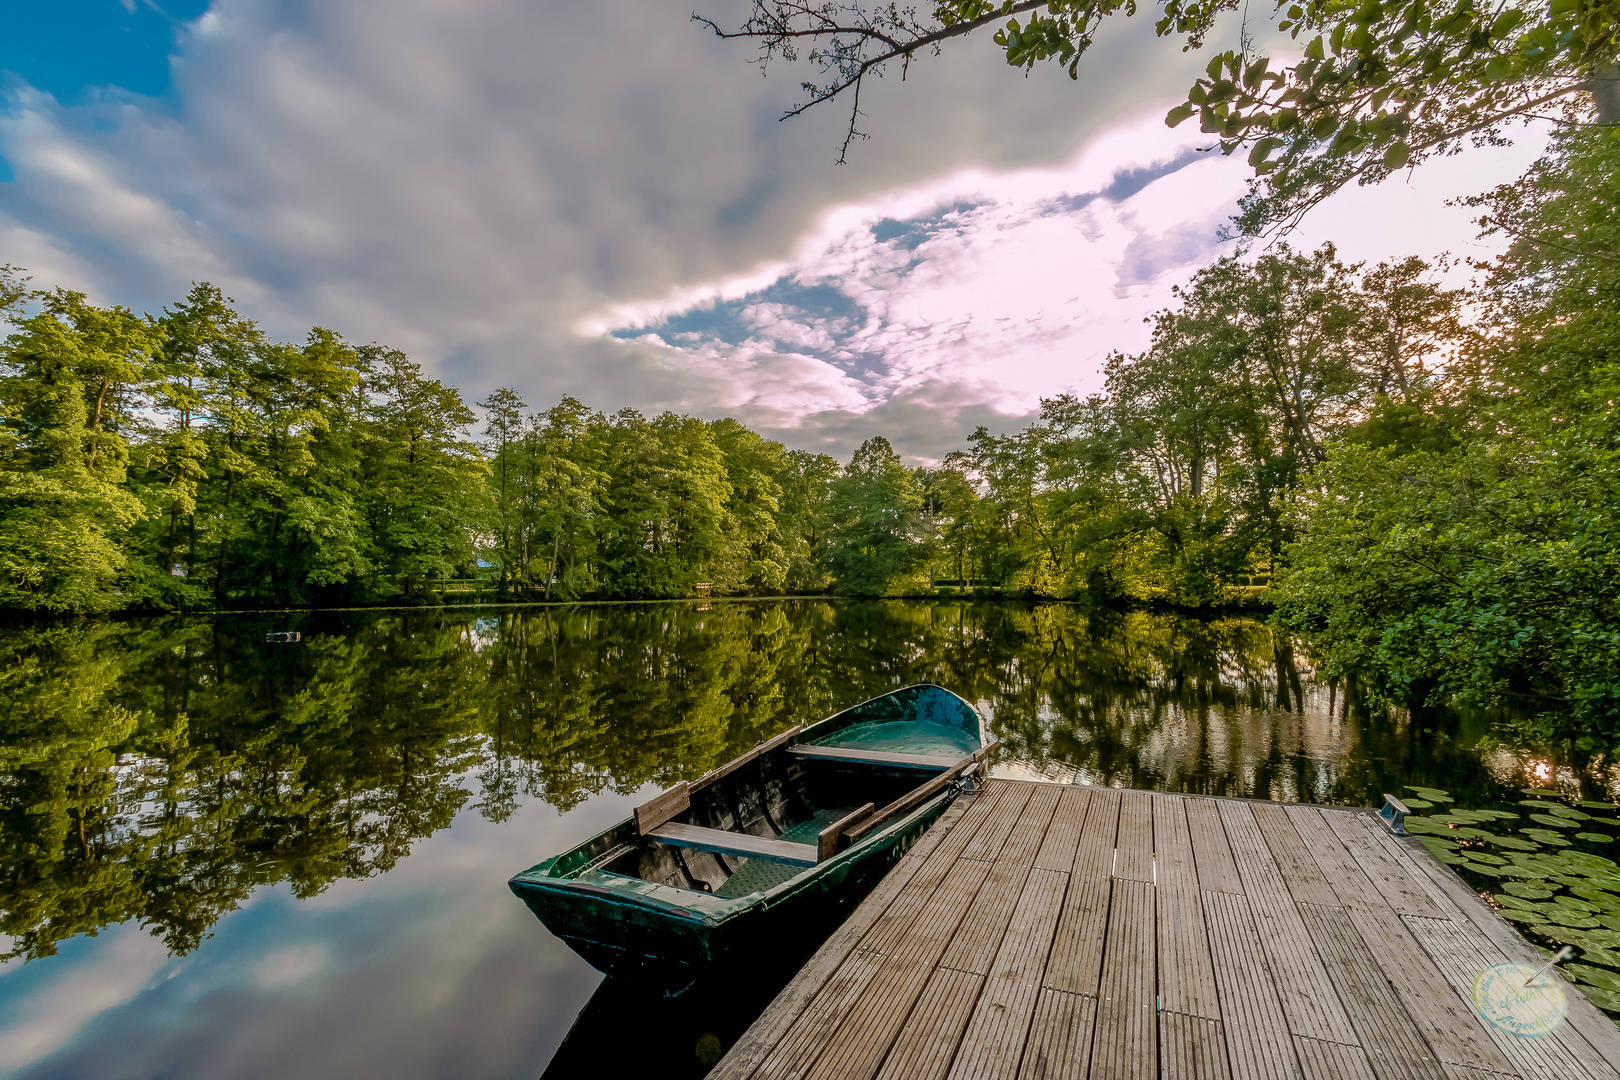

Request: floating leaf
left=1530, top=813, right=1580, bottom=828
left=1401, top=798, right=1434, bottom=809
left=1468, top=851, right=1508, bottom=866
left=1471, top=809, right=1521, bottom=821
left=1550, top=806, right=1592, bottom=821
left=1523, top=828, right=1572, bottom=846
left=1520, top=800, right=1566, bottom=810
left=1406, top=786, right=1452, bottom=801
left=1569, top=964, right=1620, bottom=992
left=1521, top=788, right=1561, bottom=797
left=1581, top=801, right=1618, bottom=811
left=1487, top=834, right=1540, bottom=850
left=1497, top=908, right=1544, bottom=923
left=1502, top=881, right=1555, bottom=899
left=1551, top=896, right=1599, bottom=915
left=1462, top=861, right=1504, bottom=877
left=1562, top=852, right=1620, bottom=875
left=1402, top=817, right=1449, bottom=835
left=1570, top=882, right=1620, bottom=903
left=1577, top=985, right=1620, bottom=1012
left=1578, top=832, right=1615, bottom=844
left=1416, top=836, right=1457, bottom=855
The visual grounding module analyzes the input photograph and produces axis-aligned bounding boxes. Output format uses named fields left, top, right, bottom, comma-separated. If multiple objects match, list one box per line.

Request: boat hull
left=510, top=791, right=954, bottom=984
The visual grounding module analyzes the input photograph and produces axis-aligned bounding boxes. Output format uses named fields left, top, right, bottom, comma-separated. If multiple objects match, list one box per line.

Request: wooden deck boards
left=715, top=781, right=1620, bottom=1080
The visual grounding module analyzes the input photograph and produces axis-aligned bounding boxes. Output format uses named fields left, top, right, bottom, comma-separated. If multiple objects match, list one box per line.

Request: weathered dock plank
left=713, top=781, right=1620, bottom=1080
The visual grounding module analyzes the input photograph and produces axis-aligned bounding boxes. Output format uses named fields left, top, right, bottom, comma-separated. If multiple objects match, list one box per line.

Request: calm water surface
left=1, top=600, right=1613, bottom=1079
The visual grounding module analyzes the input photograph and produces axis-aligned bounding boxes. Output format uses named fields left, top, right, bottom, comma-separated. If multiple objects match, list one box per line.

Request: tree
left=0, top=291, right=160, bottom=611
left=359, top=347, right=489, bottom=600
left=826, top=436, right=929, bottom=594
left=778, top=449, right=842, bottom=591
left=711, top=418, right=791, bottom=592
left=597, top=410, right=733, bottom=597
left=480, top=387, right=529, bottom=593
left=1275, top=125, right=1620, bottom=743
left=705, top=0, right=1620, bottom=233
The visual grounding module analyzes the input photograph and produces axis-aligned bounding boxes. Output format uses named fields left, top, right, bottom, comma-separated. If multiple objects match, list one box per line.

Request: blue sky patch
left=616, top=276, right=871, bottom=364
left=1043, top=147, right=1207, bottom=215
left=0, top=1, right=212, bottom=104
left=869, top=200, right=982, bottom=250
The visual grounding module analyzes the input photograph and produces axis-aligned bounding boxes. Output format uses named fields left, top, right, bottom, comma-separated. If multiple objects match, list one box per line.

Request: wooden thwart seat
left=646, top=821, right=818, bottom=867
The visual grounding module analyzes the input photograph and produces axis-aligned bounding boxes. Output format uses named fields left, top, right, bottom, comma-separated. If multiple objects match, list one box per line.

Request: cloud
left=591, top=112, right=1255, bottom=458
left=0, top=0, right=1224, bottom=452
left=0, top=0, right=1548, bottom=466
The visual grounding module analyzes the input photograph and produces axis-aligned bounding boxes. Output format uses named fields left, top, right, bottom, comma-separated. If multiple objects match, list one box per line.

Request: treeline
left=1, top=126, right=1614, bottom=739
left=0, top=249, right=1468, bottom=611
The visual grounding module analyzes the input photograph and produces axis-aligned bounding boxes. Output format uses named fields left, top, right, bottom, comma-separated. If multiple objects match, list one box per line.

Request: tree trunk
left=1592, top=61, right=1620, bottom=124
left=544, top=530, right=560, bottom=601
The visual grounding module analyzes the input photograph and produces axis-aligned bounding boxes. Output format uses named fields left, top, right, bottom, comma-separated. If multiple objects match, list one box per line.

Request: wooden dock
left=712, top=779, right=1620, bottom=1080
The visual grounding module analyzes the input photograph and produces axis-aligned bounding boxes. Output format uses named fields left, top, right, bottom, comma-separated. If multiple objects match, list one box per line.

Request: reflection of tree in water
left=0, top=601, right=1508, bottom=963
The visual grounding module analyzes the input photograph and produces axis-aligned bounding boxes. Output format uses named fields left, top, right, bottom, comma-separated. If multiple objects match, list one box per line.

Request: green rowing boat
left=509, top=684, right=996, bottom=985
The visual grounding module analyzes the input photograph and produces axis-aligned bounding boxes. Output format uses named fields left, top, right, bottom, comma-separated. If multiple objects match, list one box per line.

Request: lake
left=3, top=599, right=1616, bottom=1079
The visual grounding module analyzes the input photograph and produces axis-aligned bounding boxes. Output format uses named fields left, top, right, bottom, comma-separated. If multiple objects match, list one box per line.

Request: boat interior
left=548, top=686, right=986, bottom=900
left=559, top=755, right=938, bottom=898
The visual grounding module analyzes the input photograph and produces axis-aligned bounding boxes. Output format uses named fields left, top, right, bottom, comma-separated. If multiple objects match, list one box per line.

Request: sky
left=0, top=1, right=1546, bottom=462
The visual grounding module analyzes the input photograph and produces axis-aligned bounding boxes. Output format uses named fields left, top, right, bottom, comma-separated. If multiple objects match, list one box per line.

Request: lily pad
left=1406, top=786, right=1452, bottom=801
left=1530, top=813, right=1580, bottom=829
left=1570, top=882, right=1620, bottom=905
left=1467, top=851, right=1508, bottom=866
left=1548, top=911, right=1601, bottom=928
left=1578, top=832, right=1615, bottom=844
left=1471, top=809, right=1521, bottom=821
left=1401, top=798, right=1434, bottom=809
left=1502, top=880, right=1556, bottom=899
left=1416, top=836, right=1457, bottom=856
left=1553, top=895, right=1599, bottom=913
left=1577, top=986, right=1620, bottom=1013
left=1520, top=800, right=1566, bottom=811
left=1402, top=818, right=1450, bottom=835
left=1461, top=861, right=1505, bottom=877
left=1582, top=801, right=1619, bottom=811
left=1522, top=828, right=1572, bottom=846
left=1563, top=852, right=1620, bottom=875
left=1521, top=788, right=1562, bottom=797
left=1571, top=965, right=1620, bottom=993
left=1487, top=834, right=1541, bottom=851
left=1432, top=811, right=1487, bottom=825
left=1551, top=806, right=1592, bottom=820
left=1497, top=908, right=1545, bottom=923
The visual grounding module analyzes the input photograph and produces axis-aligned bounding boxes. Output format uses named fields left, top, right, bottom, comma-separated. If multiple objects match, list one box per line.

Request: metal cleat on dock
left=1379, top=793, right=1410, bottom=835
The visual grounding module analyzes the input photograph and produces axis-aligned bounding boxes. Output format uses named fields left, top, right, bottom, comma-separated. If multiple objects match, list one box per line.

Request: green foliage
left=778, top=449, right=842, bottom=591
left=708, top=0, right=1618, bottom=231
left=826, top=437, right=929, bottom=595
left=1276, top=127, right=1620, bottom=743
left=0, top=291, right=158, bottom=611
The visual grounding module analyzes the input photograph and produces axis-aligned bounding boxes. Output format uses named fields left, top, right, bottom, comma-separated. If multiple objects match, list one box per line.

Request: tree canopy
left=701, top=0, right=1620, bottom=232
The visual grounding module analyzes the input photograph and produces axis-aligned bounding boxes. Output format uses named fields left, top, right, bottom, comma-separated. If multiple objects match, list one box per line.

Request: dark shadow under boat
left=510, top=684, right=996, bottom=987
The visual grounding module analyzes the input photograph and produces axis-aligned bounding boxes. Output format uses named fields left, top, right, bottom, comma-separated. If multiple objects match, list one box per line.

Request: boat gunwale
left=508, top=781, right=960, bottom=923
left=508, top=684, right=985, bottom=922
